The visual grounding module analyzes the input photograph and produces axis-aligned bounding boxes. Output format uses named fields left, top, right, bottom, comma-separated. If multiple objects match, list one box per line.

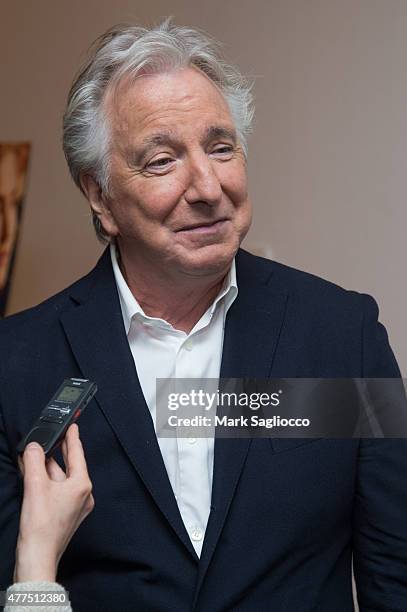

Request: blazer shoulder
left=0, top=264, right=98, bottom=343
left=239, top=248, right=366, bottom=309
left=238, top=250, right=399, bottom=375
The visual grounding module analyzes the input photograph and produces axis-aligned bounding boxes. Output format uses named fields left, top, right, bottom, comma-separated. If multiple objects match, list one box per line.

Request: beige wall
left=1, top=0, right=406, bottom=374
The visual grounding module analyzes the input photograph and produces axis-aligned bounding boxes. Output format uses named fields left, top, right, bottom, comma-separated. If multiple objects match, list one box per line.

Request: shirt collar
left=110, top=243, right=144, bottom=334
left=110, top=242, right=238, bottom=335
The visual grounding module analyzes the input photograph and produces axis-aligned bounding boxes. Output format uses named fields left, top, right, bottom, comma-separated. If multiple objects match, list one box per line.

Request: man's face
left=100, top=66, right=252, bottom=279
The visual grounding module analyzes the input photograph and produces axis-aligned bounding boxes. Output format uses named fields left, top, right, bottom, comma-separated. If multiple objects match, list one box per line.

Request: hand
left=14, top=424, right=95, bottom=583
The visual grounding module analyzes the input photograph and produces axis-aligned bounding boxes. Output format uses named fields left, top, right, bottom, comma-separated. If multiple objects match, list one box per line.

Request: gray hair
left=62, top=18, right=255, bottom=243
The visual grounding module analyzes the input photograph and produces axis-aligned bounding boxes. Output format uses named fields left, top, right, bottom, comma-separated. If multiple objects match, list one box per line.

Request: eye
left=145, top=156, right=174, bottom=171
left=211, top=145, right=234, bottom=158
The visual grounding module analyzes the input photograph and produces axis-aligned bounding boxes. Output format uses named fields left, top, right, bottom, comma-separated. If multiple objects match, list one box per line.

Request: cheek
left=121, top=176, right=186, bottom=222
left=219, top=163, right=248, bottom=205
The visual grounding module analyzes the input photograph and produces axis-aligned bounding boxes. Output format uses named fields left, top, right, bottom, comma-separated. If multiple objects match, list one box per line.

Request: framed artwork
left=0, top=142, right=31, bottom=316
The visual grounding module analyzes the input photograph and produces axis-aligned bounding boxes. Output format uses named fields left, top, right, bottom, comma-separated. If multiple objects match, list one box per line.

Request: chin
left=177, top=244, right=237, bottom=277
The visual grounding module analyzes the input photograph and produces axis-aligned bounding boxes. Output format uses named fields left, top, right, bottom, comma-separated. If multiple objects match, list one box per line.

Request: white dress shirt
left=110, top=244, right=238, bottom=556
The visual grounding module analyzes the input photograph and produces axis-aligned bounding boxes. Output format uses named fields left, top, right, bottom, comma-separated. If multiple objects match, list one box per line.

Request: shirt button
left=187, top=437, right=197, bottom=444
left=190, top=528, right=203, bottom=542
left=184, top=339, right=193, bottom=351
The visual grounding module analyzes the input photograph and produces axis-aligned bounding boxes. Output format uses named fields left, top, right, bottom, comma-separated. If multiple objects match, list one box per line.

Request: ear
left=80, top=173, right=119, bottom=237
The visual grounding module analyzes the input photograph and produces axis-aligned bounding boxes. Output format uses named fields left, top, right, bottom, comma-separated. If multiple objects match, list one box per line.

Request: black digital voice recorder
left=17, top=378, right=97, bottom=457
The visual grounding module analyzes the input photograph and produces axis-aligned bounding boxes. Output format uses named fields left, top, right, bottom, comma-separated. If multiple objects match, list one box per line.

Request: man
left=1, top=20, right=406, bottom=612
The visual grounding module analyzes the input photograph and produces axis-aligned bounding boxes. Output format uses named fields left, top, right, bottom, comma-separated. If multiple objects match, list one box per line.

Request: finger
left=65, top=424, right=90, bottom=481
left=85, top=493, right=95, bottom=515
left=62, top=424, right=80, bottom=475
left=45, top=456, right=67, bottom=482
left=61, top=435, right=69, bottom=477
left=17, top=454, right=24, bottom=477
left=22, top=442, right=46, bottom=490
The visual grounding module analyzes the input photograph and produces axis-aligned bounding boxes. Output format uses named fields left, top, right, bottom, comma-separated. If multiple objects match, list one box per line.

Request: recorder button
left=40, top=415, right=64, bottom=424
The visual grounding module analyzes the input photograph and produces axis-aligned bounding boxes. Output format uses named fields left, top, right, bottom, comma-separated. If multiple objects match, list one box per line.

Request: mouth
left=176, top=219, right=229, bottom=234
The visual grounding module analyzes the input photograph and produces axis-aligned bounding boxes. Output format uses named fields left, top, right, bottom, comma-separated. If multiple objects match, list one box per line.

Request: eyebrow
left=203, top=125, right=237, bottom=145
left=131, top=125, right=237, bottom=165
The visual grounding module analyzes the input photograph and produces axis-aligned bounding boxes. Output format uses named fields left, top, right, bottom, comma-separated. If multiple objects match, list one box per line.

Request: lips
left=177, top=218, right=228, bottom=231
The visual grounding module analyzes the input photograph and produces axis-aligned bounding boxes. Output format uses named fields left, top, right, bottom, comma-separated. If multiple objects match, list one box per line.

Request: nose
left=183, top=153, right=222, bottom=207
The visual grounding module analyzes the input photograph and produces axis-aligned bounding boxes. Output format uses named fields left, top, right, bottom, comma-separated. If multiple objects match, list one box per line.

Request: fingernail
left=26, top=442, right=42, bottom=452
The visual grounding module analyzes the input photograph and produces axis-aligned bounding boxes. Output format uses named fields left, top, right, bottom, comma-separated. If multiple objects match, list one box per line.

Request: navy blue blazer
left=1, top=248, right=406, bottom=611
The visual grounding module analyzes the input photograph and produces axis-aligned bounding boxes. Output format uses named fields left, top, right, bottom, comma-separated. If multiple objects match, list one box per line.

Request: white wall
left=1, top=0, right=406, bottom=375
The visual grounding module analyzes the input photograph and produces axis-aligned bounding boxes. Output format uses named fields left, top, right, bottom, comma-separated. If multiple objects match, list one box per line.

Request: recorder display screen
left=56, top=386, right=83, bottom=403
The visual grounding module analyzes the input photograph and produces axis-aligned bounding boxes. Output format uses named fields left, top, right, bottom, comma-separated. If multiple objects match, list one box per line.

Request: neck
left=117, top=249, right=231, bottom=334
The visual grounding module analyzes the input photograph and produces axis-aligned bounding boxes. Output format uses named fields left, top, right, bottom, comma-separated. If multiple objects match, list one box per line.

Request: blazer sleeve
left=352, top=294, right=407, bottom=611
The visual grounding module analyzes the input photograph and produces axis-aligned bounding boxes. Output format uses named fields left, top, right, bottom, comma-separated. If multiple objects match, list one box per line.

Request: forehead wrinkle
left=142, top=132, right=175, bottom=146
left=116, top=79, right=230, bottom=132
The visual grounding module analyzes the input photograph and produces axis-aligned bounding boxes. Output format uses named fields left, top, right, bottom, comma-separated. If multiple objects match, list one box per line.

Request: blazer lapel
left=60, top=249, right=198, bottom=561
left=194, top=250, right=290, bottom=601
